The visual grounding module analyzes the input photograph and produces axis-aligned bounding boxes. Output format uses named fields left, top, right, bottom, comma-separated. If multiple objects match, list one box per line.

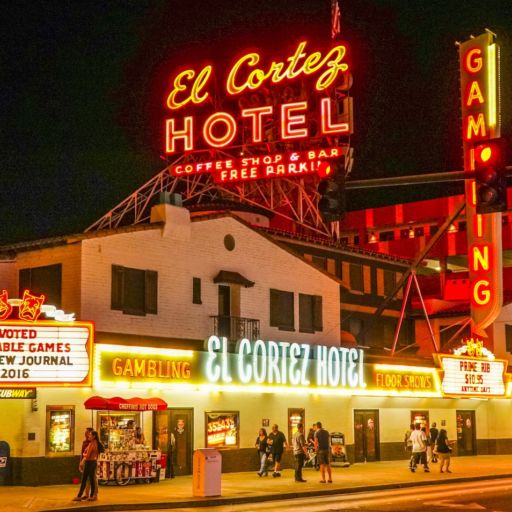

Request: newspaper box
left=192, top=449, right=221, bottom=497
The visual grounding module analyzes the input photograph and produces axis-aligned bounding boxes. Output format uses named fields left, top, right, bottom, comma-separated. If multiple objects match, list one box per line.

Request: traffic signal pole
left=345, top=167, right=512, bottom=189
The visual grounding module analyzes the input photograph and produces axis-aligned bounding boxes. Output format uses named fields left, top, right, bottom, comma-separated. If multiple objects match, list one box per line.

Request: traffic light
left=473, top=137, right=507, bottom=214
left=317, top=162, right=345, bottom=223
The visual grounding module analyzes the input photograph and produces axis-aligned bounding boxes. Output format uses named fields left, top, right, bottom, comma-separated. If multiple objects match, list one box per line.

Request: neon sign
left=164, top=40, right=353, bottom=175
left=459, top=32, right=502, bottom=331
left=439, top=338, right=505, bottom=397
left=205, top=336, right=366, bottom=389
left=0, top=321, right=93, bottom=386
left=166, top=41, right=348, bottom=111
left=170, top=147, right=343, bottom=183
left=0, top=290, right=76, bottom=322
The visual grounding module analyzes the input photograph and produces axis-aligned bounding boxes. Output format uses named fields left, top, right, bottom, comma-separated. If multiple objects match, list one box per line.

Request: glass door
left=353, top=410, right=380, bottom=462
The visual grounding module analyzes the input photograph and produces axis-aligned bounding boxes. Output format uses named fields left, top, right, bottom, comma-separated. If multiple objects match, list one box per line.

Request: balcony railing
left=210, top=315, right=260, bottom=342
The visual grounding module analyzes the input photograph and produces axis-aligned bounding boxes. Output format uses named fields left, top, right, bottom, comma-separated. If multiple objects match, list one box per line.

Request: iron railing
left=210, top=315, right=260, bottom=342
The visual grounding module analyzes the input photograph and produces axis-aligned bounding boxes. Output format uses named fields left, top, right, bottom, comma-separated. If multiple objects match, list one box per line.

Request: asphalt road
left=147, top=477, right=512, bottom=512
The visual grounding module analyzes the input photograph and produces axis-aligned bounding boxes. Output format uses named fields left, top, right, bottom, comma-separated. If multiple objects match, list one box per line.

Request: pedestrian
left=429, top=422, right=439, bottom=463
left=421, top=426, right=430, bottom=466
left=255, top=428, right=269, bottom=477
left=79, top=428, right=94, bottom=498
left=435, top=429, right=453, bottom=473
left=314, top=421, right=332, bottom=483
left=409, top=423, right=429, bottom=473
left=267, top=424, right=287, bottom=477
left=404, top=423, right=414, bottom=470
left=306, top=424, right=319, bottom=469
left=72, top=430, right=104, bottom=502
left=292, top=422, right=308, bottom=482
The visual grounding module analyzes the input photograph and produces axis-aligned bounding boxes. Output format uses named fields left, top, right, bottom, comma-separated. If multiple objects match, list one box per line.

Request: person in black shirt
left=267, top=424, right=287, bottom=477
left=255, top=428, right=269, bottom=477
left=429, top=422, right=439, bottom=463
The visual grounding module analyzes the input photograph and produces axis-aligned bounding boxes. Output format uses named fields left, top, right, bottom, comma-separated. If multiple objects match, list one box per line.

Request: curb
left=43, top=472, right=512, bottom=512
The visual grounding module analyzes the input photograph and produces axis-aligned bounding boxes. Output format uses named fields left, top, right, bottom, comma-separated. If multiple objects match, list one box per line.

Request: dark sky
left=1, top=0, right=511, bottom=244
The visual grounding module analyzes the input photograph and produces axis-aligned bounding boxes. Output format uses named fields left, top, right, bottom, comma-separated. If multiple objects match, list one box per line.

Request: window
left=19, top=264, right=62, bottom=307
left=383, top=270, right=396, bottom=296
left=192, top=277, right=202, bottom=304
left=270, top=289, right=294, bottom=331
left=46, top=406, right=74, bottom=455
left=349, top=264, right=364, bottom=292
left=205, top=411, right=239, bottom=449
left=379, top=231, right=394, bottom=241
left=506, top=325, right=512, bottom=353
left=299, top=293, right=323, bottom=333
left=311, top=255, right=327, bottom=270
left=111, top=265, right=158, bottom=316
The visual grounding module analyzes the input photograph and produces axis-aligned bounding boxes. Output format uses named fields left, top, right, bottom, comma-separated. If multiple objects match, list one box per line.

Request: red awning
left=84, top=396, right=168, bottom=412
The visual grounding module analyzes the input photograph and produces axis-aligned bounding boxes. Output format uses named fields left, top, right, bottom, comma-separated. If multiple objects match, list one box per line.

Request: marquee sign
left=164, top=40, right=353, bottom=183
left=439, top=339, right=506, bottom=397
left=0, top=321, right=93, bottom=386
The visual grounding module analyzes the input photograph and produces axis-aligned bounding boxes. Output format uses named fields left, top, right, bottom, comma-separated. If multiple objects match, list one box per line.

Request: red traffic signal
left=473, top=138, right=507, bottom=214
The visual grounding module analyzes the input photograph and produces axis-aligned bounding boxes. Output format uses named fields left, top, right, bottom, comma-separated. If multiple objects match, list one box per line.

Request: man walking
left=314, top=421, right=332, bottom=483
left=268, top=424, right=287, bottom=477
left=429, top=422, right=439, bottom=463
left=409, top=423, right=429, bottom=472
left=292, top=423, right=308, bottom=482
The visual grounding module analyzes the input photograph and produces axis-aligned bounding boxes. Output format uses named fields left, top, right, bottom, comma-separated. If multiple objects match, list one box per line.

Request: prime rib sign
left=164, top=40, right=353, bottom=183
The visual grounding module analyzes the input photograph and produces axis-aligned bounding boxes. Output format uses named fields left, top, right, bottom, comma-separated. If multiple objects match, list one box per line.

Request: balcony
left=210, top=315, right=260, bottom=342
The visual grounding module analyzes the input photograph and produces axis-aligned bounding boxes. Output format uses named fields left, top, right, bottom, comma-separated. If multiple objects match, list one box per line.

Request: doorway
left=411, top=410, right=429, bottom=429
left=154, top=408, right=194, bottom=476
left=456, top=410, right=476, bottom=455
left=354, top=410, right=380, bottom=462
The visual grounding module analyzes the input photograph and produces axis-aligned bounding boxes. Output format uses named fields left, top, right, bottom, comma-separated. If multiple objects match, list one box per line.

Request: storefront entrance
left=354, top=409, right=380, bottom=462
left=411, top=410, right=429, bottom=429
left=456, top=410, right=476, bottom=456
left=154, top=408, right=194, bottom=476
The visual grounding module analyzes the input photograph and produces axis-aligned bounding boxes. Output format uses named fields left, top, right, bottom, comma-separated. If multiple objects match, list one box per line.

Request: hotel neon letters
left=164, top=40, right=352, bottom=158
left=205, top=335, right=365, bottom=389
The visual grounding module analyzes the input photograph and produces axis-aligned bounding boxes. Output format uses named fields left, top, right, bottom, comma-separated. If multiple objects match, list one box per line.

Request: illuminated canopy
left=84, top=395, right=168, bottom=411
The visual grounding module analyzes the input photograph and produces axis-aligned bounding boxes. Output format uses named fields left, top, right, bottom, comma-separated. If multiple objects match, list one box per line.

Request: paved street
left=0, top=455, right=511, bottom=512
left=159, top=478, right=512, bottom=512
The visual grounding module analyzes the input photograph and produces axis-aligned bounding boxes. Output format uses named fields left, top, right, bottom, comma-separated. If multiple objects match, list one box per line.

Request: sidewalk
left=1, top=455, right=511, bottom=512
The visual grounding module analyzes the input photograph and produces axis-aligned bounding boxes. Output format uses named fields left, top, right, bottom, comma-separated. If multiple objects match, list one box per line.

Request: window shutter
left=193, top=277, right=202, bottom=304
left=313, top=295, right=323, bottom=331
left=111, top=265, right=124, bottom=310
left=270, top=289, right=279, bottom=327
left=145, top=270, right=158, bottom=314
left=299, top=294, right=313, bottom=333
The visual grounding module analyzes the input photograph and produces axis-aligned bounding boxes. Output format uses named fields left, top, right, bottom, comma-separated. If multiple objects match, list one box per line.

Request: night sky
left=1, top=0, right=511, bottom=244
